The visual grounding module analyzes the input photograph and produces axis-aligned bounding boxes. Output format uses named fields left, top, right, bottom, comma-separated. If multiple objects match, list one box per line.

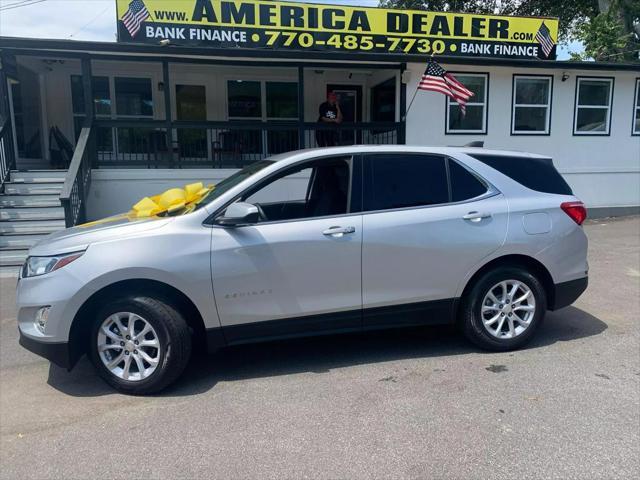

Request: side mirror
left=216, top=202, right=259, bottom=227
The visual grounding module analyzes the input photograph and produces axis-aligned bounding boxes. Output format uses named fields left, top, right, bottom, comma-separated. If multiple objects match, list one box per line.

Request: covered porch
left=3, top=51, right=405, bottom=171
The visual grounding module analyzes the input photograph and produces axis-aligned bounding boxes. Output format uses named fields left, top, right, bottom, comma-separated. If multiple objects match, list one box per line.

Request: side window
left=365, top=154, right=448, bottom=211
left=448, top=159, right=489, bottom=202
left=240, top=157, right=352, bottom=222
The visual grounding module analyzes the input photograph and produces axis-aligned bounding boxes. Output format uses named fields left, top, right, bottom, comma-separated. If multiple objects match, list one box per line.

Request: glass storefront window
left=227, top=80, right=261, bottom=118
left=115, top=77, right=153, bottom=117
left=266, top=82, right=298, bottom=119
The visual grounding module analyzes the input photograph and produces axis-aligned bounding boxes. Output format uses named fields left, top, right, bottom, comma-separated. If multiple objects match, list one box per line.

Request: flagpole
left=404, top=87, right=421, bottom=120
left=403, top=55, right=435, bottom=120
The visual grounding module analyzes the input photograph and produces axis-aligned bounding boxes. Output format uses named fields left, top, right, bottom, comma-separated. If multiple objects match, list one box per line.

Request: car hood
left=29, top=214, right=173, bottom=256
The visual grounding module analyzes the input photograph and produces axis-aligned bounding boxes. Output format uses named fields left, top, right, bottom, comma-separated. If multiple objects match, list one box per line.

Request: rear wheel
left=461, top=266, right=546, bottom=351
left=89, top=296, right=191, bottom=395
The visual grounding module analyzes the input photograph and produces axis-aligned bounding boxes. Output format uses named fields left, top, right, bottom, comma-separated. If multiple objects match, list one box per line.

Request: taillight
left=561, top=201, right=587, bottom=225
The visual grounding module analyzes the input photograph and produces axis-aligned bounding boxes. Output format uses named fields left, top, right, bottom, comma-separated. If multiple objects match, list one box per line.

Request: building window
left=115, top=77, right=153, bottom=117
left=70, top=75, right=112, bottom=151
left=511, top=75, right=552, bottom=135
left=573, top=77, right=614, bottom=135
left=633, top=79, right=640, bottom=136
left=227, top=80, right=261, bottom=118
left=266, top=82, right=298, bottom=119
left=71, top=75, right=111, bottom=116
left=371, top=77, right=396, bottom=122
left=445, top=73, right=488, bottom=134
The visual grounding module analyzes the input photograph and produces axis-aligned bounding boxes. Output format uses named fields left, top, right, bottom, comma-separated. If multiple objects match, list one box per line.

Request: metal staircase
left=0, top=170, right=67, bottom=273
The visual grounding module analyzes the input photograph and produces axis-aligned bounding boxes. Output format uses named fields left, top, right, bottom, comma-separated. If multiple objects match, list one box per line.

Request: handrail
left=60, top=124, right=93, bottom=227
left=93, top=119, right=402, bottom=129
left=0, top=116, right=17, bottom=192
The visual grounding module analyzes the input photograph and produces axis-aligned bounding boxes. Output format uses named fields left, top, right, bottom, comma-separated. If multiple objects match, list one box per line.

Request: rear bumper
left=19, top=330, right=71, bottom=369
left=551, top=276, right=588, bottom=310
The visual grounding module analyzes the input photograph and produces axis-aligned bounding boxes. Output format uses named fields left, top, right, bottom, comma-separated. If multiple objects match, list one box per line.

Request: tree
left=378, top=0, right=639, bottom=62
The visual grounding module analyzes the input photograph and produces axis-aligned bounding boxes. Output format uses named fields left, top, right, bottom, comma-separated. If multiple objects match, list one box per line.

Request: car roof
left=267, top=145, right=551, bottom=167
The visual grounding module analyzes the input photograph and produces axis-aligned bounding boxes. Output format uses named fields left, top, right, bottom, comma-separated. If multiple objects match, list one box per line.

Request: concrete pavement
left=1, top=217, right=638, bottom=479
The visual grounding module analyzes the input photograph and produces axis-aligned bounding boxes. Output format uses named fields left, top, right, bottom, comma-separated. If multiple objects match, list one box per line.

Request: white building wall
left=405, top=63, right=640, bottom=209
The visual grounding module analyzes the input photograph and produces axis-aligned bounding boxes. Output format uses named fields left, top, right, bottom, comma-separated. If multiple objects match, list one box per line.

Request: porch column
left=297, top=66, right=305, bottom=148
left=81, top=56, right=94, bottom=125
left=162, top=60, right=173, bottom=166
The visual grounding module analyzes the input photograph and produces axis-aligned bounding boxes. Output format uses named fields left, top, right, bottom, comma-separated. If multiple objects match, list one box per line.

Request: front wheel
left=89, top=296, right=192, bottom=395
left=460, top=267, right=547, bottom=351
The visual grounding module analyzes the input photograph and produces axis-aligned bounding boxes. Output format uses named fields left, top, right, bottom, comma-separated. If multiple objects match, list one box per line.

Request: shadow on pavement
left=47, top=306, right=607, bottom=398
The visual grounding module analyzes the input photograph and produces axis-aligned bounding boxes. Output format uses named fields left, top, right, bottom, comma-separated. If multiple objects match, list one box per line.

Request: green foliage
left=573, top=10, right=633, bottom=61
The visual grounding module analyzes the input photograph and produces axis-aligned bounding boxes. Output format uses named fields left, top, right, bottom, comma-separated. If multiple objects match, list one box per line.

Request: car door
left=361, top=153, right=508, bottom=327
left=211, top=155, right=363, bottom=343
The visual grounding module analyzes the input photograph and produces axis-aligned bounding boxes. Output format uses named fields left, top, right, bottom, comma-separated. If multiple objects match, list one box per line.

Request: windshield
left=194, top=160, right=274, bottom=210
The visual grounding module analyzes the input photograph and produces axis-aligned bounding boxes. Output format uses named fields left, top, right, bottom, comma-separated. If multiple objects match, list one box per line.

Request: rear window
left=469, top=154, right=573, bottom=195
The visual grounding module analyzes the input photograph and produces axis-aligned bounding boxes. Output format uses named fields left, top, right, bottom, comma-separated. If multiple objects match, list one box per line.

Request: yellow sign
left=116, top=0, right=559, bottom=59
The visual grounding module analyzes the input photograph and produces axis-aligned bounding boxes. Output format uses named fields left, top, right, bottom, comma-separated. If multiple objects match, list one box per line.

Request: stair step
left=0, top=220, right=65, bottom=235
left=3, top=183, right=63, bottom=195
left=0, top=234, right=48, bottom=249
left=0, top=207, right=65, bottom=221
left=0, top=249, right=28, bottom=267
left=0, top=195, right=61, bottom=207
left=10, top=170, right=67, bottom=183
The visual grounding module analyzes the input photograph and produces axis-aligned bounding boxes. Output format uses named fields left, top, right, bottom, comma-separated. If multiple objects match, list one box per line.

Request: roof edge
left=1, top=36, right=639, bottom=72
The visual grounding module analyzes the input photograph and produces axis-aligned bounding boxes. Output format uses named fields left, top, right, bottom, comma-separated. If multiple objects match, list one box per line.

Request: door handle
left=463, top=211, right=492, bottom=222
left=323, top=226, right=356, bottom=237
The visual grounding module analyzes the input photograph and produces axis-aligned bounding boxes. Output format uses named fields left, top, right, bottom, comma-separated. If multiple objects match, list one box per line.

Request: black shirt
left=318, top=102, right=339, bottom=122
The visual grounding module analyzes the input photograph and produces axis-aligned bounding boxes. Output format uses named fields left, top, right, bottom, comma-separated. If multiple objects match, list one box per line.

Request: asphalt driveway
left=1, top=216, right=638, bottom=479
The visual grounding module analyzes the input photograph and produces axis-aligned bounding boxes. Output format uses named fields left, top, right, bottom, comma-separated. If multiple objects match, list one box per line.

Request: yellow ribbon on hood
left=78, top=182, right=214, bottom=228
left=130, top=182, right=213, bottom=218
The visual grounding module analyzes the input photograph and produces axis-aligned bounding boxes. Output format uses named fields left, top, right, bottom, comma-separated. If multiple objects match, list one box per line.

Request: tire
left=460, top=266, right=547, bottom=351
left=89, top=296, right=192, bottom=395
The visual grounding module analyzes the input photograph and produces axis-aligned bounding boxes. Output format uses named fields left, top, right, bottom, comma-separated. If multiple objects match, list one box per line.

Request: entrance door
left=327, top=84, right=362, bottom=145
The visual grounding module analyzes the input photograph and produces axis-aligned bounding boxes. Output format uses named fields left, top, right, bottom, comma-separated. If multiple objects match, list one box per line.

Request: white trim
left=445, top=73, right=488, bottom=134
left=633, top=78, right=640, bottom=136
left=573, top=77, right=613, bottom=136
left=511, top=75, right=552, bottom=135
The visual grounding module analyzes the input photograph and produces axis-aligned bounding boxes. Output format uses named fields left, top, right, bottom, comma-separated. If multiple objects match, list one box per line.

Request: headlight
left=22, top=251, right=85, bottom=278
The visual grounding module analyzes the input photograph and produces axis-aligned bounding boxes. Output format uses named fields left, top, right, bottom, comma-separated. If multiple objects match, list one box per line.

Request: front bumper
left=551, top=276, right=588, bottom=310
left=19, top=330, right=71, bottom=369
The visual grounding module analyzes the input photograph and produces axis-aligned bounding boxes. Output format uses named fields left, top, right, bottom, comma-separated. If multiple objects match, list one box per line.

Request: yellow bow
left=130, top=182, right=214, bottom=218
left=78, top=182, right=214, bottom=228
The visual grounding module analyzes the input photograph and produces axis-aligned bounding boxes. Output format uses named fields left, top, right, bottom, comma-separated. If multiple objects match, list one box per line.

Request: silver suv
left=16, top=146, right=588, bottom=394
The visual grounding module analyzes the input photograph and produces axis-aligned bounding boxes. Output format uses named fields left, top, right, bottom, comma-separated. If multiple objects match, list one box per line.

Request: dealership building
left=0, top=0, right=639, bottom=269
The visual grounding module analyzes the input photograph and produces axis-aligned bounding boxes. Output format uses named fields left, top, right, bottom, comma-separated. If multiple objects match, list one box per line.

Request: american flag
left=122, top=0, right=150, bottom=38
left=535, top=22, right=555, bottom=57
left=418, top=61, right=474, bottom=115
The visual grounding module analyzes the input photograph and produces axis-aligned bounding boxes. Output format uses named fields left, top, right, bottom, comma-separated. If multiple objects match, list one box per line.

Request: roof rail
left=464, top=141, right=484, bottom=148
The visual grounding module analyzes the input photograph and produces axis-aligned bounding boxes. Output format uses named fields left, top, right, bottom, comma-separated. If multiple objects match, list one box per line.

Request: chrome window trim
left=203, top=150, right=502, bottom=228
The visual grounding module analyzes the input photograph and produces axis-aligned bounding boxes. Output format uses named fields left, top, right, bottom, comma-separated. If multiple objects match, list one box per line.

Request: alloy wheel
left=480, top=280, right=536, bottom=339
left=97, top=312, right=161, bottom=381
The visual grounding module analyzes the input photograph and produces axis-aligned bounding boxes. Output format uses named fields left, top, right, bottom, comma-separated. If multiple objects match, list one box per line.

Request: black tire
left=89, top=296, right=192, bottom=395
left=460, top=266, right=547, bottom=351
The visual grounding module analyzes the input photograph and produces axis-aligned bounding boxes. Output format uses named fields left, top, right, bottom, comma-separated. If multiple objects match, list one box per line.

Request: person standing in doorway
left=316, top=91, right=343, bottom=147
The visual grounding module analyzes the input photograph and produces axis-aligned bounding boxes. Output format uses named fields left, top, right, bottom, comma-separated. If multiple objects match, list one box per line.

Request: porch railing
left=93, top=119, right=404, bottom=169
left=60, top=125, right=94, bottom=227
left=0, top=117, right=17, bottom=191
left=60, top=119, right=403, bottom=226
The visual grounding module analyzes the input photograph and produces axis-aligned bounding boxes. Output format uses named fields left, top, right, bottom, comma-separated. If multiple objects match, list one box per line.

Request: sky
left=0, top=0, right=581, bottom=59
